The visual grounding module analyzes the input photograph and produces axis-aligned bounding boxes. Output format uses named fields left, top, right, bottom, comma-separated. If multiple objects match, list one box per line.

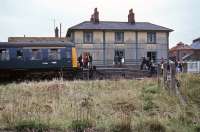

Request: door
left=114, top=49, right=125, bottom=64
left=147, top=51, right=157, bottom=62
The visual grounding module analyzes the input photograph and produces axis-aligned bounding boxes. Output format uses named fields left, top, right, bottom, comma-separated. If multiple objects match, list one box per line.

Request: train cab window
left=0, top=49, right=9, bottom=61
left=48, top=49, right=61, bottom=60
left=31, top=49, right=42, bottom=60
left=16, top=49, right=23, bottom=59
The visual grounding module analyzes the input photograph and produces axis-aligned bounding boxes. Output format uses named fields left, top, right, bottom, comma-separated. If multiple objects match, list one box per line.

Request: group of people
left=78, top=53, right=93, bottom=69
left=160, top=58, right=184, bottom=74
left=140, top=57, right=156, bottom=74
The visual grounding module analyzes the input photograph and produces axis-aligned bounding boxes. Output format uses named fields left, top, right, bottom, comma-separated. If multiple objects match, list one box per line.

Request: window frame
left=83, top=31, right=93, bottom=44
left=16, top=49, right=23, bottom=60
left=115, top=32, right=124, bottom=44
left=30, top=49, right=42, bottom=60
left=48, top=48, right=61, bottom=60
left=147, top=32, right=156, bottom=44
left=0, top=48, right=10, bottom=61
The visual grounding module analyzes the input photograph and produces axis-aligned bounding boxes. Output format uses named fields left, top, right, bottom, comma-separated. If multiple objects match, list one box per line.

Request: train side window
left=48, top=49, right=61, bottom=60
left=0, top=49, right=10, bottom=61
left=16, top=49, right=23, bottom=59
left=31, top=49, right=42, bottom=60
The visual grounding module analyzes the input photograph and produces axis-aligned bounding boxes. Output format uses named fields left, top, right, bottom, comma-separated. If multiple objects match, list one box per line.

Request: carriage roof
left=0, top=42, right=74, bottom=48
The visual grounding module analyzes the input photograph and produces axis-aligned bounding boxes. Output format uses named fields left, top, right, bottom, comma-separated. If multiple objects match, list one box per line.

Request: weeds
left=15, top=120, right=48, bottom=132
left=70, top=120, right=93, bottom=132
left=0, top=75, right=199, bottom=131
left=134, top=119, right=166, bottom=132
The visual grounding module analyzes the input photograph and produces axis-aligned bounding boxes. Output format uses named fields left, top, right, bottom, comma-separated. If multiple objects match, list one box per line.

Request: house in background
left=169, top=42, right=193, bottom=61
left=67, top=8, right=173, bottom=66
left=183, top=37, right=200, bottom=61
left=8, top=26, right=68, bottom=43
left=191, top=37, right=200, bottom=49
left=183, top=37, right=200, bottom=73
left=169, top=37, right=200, bottom=73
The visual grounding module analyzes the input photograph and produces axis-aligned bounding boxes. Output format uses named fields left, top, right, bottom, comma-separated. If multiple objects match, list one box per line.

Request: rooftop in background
left=191, top=37, right=200, bottom=49
left=193, top=37, right=200, bottom=43
left=8, top=37, right=69, bottom=43
left=170, top=42, right=192, bottom=51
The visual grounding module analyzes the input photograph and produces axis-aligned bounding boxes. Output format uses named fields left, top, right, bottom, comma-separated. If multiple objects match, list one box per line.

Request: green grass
left=0, top=74, right=199, bottom=131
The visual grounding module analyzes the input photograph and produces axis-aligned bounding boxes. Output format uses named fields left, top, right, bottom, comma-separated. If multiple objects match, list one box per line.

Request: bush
left=70, top=120, right=93, bottom=132
left=110, top=123, right=132, bottom=132
left=143, top=85, right=159, bottom=94
left=194, top=124, right=200, bottom=132
left=143, top=95, right=158, bottom=111
left=149, top=120, right=166, bottom=132
left=134, top=119, right=166, bottom=132
left=15, top=121, right=48, bottom=132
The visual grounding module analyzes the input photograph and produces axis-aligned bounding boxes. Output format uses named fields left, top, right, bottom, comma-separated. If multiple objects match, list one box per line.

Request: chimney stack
left=55, top=27, right=59, bottom=38
left=128, top=9, right=135, bottom=24
left=90, top=8, right=99, bottom=24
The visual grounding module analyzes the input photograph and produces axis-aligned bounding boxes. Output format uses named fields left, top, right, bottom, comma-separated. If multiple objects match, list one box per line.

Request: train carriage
left=0, top=42, right=78, bottom=79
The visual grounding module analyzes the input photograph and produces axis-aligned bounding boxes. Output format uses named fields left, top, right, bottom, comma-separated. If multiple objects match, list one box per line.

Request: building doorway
left=147, top=51, right=157, bottom=62
left=114, top=49, right=125, bottom=65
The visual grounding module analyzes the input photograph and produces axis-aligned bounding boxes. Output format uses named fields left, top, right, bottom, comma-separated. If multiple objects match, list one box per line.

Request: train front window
left=16, top=49, right=23, bottom=59
left=31, top=49, right=42, bottom=60
left=48, top=49, right=61, bottom=60
left=0, top=49, right=9, bottom=61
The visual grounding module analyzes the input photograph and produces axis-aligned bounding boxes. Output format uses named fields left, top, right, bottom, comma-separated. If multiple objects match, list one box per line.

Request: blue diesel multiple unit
left=0, top=42, right=78, bottom=79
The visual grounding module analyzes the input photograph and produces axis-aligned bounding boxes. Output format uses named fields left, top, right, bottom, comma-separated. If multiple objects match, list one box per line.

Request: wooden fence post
left=163, top=63, right=168, bottom=89
left=157, top=64, right=161, bottom=87
left=170, top=63, right=176, bottom=95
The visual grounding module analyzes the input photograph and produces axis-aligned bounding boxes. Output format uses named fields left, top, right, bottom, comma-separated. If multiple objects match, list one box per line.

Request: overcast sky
left=0, top=0, right=200, bottom=47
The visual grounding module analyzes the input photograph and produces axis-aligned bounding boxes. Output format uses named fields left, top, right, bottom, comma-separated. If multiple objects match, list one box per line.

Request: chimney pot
left=90, top=8, right=99, bottom=24
left=128, top=8, right=135, bottom=24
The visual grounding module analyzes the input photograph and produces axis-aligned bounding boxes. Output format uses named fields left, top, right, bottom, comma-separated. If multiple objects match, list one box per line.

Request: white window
left=147, top=32, right=156, bottom=43
left=115, top=32, right=124, bottom=43
left=84, top=32, right=93, bottom=43
left=0, top=49, right=9, bottom=61
left=48, top=49, right=61, bottom=60
left=31, top=49, right=42, bottom=60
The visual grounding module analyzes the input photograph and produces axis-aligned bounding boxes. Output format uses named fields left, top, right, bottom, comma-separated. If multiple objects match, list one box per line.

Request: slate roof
left=67, top=21, right=173, bottom=35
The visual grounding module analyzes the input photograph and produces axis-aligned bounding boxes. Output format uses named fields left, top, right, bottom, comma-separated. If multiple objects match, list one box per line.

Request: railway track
left=0, top=66, right=156, bottom=82
left=79, top=67, right=156, bottom=80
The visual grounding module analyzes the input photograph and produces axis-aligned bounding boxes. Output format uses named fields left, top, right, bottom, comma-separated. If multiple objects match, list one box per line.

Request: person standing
left=140, top=57, right=146, bottom=70
left=88, top=54, right=93, bottom=68
left=78, top=55, right=83, bottom=69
